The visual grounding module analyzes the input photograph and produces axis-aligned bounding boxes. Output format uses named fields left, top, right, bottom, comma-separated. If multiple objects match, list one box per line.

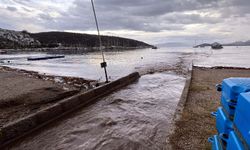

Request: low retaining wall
left=173, top=64, right=193, bottom=121
left=0, top=72, right=140, bottom=148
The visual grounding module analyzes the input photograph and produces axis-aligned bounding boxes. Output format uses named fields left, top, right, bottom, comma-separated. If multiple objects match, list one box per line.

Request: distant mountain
left=223, top=40, right=250, bottom=46
left=193, top=40, right=250, bottom=48
left=193, top=43, right=211, bottom=48
left=30, top=32, right=152, bottom=48
left=157, top=42, right=192, bottom=47
left=0, top=28, right=152, bottom=49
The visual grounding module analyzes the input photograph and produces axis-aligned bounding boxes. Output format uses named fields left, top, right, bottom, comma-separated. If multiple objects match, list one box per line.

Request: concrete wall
left=0, top=72, right=140, bottom=148
left=173, top=64, right=193, bottom=121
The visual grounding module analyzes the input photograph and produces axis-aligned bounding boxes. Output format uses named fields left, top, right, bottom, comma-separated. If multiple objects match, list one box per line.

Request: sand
left=170, top=66, right=250, bottom=150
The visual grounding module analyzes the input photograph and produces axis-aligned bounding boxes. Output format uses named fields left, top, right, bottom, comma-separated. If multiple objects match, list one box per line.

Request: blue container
left=208, top=135, right=223, bottom=150
left=234, top=92, right=250, bottom=148
left=226, top=131, right=244, bottom=150
left=214, top=107, right=233, bottom=135
left=221, top=78, right=250, bottom=116
left=221, top=96, right=236, bottom=117
left=221, top=78, right=250, bottom=100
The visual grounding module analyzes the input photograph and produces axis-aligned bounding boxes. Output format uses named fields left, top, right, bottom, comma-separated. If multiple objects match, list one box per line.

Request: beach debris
left=0, top=66, right=97, bottom=91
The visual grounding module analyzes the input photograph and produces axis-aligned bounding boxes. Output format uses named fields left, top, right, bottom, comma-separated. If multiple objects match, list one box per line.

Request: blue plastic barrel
left=208, top=135, right=223, bottom=150
left=226, top=131, right=244, bottom=150
left=213, top=107, right=233, bottom=136
left=221, top=96, right=236, bottom=117
left=221, top=78, right=250, bottom=100
left=221, top=78, right=250, bottom=117
left=234, top=92, right=250, bottom=148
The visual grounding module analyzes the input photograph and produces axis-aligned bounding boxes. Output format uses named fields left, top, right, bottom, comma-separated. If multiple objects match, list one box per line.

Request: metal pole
left=91, top=0, right=109, bottom=83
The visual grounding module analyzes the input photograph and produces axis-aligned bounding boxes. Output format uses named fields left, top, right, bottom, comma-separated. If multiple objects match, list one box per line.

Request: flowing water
left=2, top=46, right=250, bottom=149
left=10, top=73, right=185, bottom=150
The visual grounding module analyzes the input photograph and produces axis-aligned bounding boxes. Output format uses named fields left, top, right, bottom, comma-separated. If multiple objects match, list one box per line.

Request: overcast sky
left=1, top=0, right=250, bottom=44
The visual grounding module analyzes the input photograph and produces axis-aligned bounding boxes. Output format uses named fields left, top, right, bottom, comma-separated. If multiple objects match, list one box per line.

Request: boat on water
left=211, top=42, right=223, bottom=49
left=152, top=46, right=158, bottom=49
left=27, top=55, right=65, bottom=61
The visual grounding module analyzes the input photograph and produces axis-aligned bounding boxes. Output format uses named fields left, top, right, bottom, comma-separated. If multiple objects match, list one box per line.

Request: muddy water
left=9, top=72, right=185, bottom=150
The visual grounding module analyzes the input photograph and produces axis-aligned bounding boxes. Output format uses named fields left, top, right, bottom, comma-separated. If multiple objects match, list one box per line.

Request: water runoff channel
left=2, top=46, right=213, bottom=150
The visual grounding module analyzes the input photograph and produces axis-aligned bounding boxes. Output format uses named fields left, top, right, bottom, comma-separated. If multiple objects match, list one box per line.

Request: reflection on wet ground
left=10, top=72, right=185, bottom=150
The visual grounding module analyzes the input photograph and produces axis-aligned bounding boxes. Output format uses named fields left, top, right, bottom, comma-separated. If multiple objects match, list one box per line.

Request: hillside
left=30, top=32, right=151, bottom=48
left=0, top=28, right=152, bottom=49
left=0, top=28, right=40, bottom=49
left=193, top=40, right=250, bottom=48
left=223, top=40, right=250, bottom=46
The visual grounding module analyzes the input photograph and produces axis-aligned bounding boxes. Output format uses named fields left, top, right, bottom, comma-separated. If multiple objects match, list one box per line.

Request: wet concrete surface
left=8, top=72, right=185, bottom=150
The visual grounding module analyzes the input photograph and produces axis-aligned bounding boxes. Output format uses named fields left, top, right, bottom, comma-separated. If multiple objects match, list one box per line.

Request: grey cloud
left=39, top=13, right=53, bottom=21
left=161, top=13, right=220, bottom=24
left=1, top=0, right=250, bottom=44
left=95, top=0, right=221, bottom=17
left=22, top=7, right=33, bottom=12
left=5, top=0, right=249, bottom=33
left=6, top=6, right=17, bottom=12
left=12, top=0, right=31, bottom=5
left=43, top=0, right=223, bottom=32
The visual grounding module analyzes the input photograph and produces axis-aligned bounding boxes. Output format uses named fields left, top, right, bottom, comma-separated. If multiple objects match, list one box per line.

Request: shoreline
left=0, top=65, right=99, bottom=128
left=0, top=66, right=97, bottom=90
left=0, top=46, right=152, bottom=54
